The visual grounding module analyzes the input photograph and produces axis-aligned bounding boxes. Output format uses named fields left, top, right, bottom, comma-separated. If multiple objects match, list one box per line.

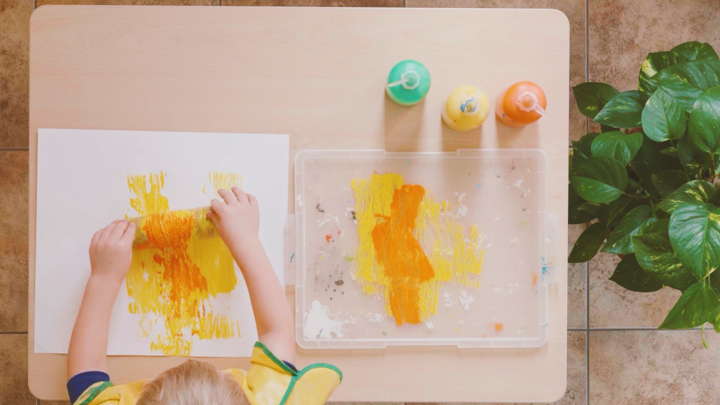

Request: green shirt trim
left=75, top=381, right=112, bottom=405
left=253, top=341, right=297, bottom=375
left=278, top=363, right=343, bottom=405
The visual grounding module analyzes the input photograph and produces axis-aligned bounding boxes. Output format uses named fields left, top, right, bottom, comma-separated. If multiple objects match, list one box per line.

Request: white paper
left=35, top=129, right=289, bottom=356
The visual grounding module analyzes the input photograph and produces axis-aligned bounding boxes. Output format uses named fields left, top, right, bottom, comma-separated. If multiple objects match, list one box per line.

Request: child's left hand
left=89, top=220, right=136, bottom=283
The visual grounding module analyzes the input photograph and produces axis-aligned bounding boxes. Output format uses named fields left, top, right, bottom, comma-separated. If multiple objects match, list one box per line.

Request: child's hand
left=89, top=220, right=136, bottom=283
left=208, top=187, right=260, bottom=251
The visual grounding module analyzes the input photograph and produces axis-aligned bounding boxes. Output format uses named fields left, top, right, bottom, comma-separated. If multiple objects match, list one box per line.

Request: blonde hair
left=138, top=359, right=248, bottom=405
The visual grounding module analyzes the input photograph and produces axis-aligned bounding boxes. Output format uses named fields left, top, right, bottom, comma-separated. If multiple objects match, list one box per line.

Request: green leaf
left=594, top=90, right=646, bottom=128
left=653, top=59, right=720, bottom=111
left=712, top=270, right=720, bottom=295
left=590, top=131, right=644, bottom=165
left=659, top=281, right=720, bottom=329
left=630, top=140, right=683, bottom=199
left=658, top=180, right=716, bottom=213
left=669, top=203, right=720, bottom=279
left=610, top=255, right=663, bottom=292
left=572, top=82, right=619, bottom=119
left=641, top=88, right=687, bottom=141
left=569, top=184, right=601, bottom=224
left=571, top=132, right=600, bottom=158
left=655, top=76, right=705, bottom=111
left=650, top=169, right=688, bottom=197
left=688, top=86, right=720, bottom=153
left=656, top=58, right=720, bottom=92
left=603, top=205, right=651, bottom=254
left=569, top=223, right=607, bottom=263
left=677, top=136, right=713, bottom=176
left=598, top=195, right=637, bottom=227
left=571, top=157, right=629, bottom=204
left=671, top=41, right=719, bottom=63
left=639, top=51, right=680, bottom=94
left=632, top=218, right=697, bottom=290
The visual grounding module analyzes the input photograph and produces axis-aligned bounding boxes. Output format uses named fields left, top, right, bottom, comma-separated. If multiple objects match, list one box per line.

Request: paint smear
left=304, top=300, right=345, bottom=338
left=351, top=173, right=485, bottom=325
left=126, top=171, right=241, bottom=355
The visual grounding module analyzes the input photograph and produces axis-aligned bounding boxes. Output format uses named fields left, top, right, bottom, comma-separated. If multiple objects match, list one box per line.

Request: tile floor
left=0, top=0, right=719, bottom=404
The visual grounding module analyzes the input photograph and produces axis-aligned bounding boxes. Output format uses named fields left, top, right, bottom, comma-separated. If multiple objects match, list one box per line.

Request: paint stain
left=126, top=171, right=241, bottom=355
left=494, top=322, right=504, bottom=333
left=372, top=185, right=435, bottom=325
left=324, top=233, right=334, bottom=243
left=351, top=173, right=485, bottom=325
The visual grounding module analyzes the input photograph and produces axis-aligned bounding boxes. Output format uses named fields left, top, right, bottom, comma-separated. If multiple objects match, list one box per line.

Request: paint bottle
left=442, top=85, right=489, bottom=132
left=496, top=81, right=547, bottom=127
left=385, top=60, right=431, bottom=106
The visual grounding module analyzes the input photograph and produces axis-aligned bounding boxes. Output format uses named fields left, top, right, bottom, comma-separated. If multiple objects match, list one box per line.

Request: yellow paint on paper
left=126, top=171, right=241, bottom=355
left=351, top=173, right=485, bottom=325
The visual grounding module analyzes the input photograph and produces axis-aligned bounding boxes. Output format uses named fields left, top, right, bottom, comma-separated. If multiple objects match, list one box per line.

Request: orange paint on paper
left=494, top=322, right=504, bottom=333
left=351, top=173, right=485, bottom=325
left=126, top=171, right=241, bottom=355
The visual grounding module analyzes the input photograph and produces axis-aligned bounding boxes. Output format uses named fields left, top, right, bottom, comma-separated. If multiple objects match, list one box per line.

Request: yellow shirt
left=73, top=342, right=342, bottom=405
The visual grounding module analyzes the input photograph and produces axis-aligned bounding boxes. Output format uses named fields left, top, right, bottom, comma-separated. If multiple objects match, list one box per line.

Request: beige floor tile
left=37, top=0, right=219, bottom=6
left=589, top=252, right=680, bottom=328
left=0, top=334, right=35, bottom=404
left=0, top=0, right=32, bottom=148
left=589, top=330, right=720, bottom=404
left=588, top=0, right=720, bottom=90
left=0, top=151, right=29, bottom=332
left=405, top=332, right=587, bottom=405
left=222, top=0, right=404, bottom=6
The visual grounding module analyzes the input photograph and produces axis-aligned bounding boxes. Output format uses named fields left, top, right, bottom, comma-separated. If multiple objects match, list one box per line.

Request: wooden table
left=29, top=5, right=569, bottom=402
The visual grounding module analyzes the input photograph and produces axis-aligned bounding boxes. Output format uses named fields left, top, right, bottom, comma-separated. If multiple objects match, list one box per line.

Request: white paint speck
left=458, top=290, right=475, bottom=310
left=304, top=300, right=345, bottom=339
left=454, top=192, right=468, bottom=217
left=443, top=292, right=453, bottom=308
left=425, top=321, right=435, bottom=329
left=368, top=313, right=384, bottom=323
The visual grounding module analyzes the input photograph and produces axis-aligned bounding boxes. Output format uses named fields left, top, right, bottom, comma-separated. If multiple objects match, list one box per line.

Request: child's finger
left=247, top=193, right=257, bottom=205
left=120, top=222, right=136, bottom=245
left=109, top=220, right=130, bottom=241
left=97, top=223, right=114, bottom=244
left=207, top=209, right=219, bottom=225
left=231, top=186, right=246, bottom=203
left=210, top=199, right=225, bottom=213
left=217, top=189, right=236, bottom=205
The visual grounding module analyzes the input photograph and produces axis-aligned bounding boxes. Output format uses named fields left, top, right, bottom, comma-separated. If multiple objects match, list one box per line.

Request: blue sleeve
left=67, top=371, right=110, bottom=404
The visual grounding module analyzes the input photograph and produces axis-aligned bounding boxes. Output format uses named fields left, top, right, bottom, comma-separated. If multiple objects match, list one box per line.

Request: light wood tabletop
left=29, top=5, right=569, bottom=402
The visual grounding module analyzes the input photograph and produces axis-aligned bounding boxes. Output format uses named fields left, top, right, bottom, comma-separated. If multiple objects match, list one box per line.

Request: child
left=67, top=187, right=342, bottom=405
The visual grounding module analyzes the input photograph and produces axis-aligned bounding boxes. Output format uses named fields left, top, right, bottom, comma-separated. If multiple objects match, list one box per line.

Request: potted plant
left=569, top=41, right=720, bottom=331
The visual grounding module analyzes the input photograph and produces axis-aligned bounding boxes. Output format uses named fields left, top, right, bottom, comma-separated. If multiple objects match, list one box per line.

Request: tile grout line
left=584, top=0, right=590, bottom=403
left=587, top=327, right=704, bottom=331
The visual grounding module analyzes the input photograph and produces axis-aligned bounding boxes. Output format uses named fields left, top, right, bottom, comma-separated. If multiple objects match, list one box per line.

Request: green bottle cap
left=385, top=59, right=431, bottom=106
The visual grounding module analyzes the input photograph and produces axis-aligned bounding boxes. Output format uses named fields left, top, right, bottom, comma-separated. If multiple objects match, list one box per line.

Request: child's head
left=138, top=359, right=248, bottom=405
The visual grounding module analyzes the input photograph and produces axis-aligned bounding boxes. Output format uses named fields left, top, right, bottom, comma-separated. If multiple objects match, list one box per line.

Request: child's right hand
left=208, top=187, right=261, bottom=252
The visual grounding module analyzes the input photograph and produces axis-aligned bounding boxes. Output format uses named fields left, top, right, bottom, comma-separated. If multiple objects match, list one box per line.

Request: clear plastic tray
left=294, top=149, right=552, bottom=349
